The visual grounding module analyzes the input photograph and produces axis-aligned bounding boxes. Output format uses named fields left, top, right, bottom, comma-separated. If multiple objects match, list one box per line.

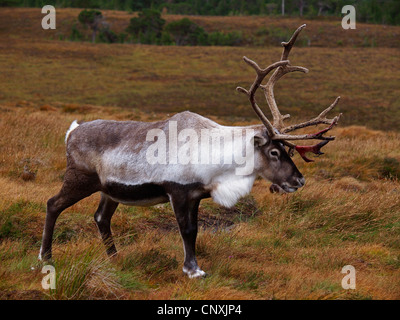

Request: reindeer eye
left=270, top=149, right=280, bottom=158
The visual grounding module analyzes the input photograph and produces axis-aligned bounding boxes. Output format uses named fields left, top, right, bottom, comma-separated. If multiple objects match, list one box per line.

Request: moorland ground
left=0, top=8, right=399, bottom=300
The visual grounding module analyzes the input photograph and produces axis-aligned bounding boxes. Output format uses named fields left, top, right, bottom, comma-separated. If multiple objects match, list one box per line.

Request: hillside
left=0, top=8, right=400, bottom=131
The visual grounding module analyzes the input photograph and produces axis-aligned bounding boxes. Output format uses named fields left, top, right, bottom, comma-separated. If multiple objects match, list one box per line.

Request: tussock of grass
left=47, top=241, right=123, bottom=300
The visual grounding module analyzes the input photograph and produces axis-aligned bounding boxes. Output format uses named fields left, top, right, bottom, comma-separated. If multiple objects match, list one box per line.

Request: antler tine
left=261, top=24, right=309, bottom=131
left=281, top=24, right=307, bottom=60
left=282, top=96, right=342, bottom=133
left=236, top=59, right=290, bottom=137
left=272, top=117, right=339, bottom=141
left=261, top=65, right=309, bottom=130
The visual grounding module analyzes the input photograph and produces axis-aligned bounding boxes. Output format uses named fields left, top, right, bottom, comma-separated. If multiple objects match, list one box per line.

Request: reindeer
left=39, top=25, right=341, bottom=278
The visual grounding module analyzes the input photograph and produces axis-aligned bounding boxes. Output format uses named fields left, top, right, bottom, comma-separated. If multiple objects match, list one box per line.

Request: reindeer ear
left=253, top=134, right=268, bottom=147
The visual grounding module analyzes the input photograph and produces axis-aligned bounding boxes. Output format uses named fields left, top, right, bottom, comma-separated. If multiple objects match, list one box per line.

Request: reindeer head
left=253, top=133, right=305, bottom=193
left=237, top=24, right=342, bottom=193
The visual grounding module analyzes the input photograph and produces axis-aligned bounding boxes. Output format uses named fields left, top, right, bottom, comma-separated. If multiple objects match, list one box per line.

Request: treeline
left=71, top=8, right=243, bottom=46
left=2, top=0, right=400, bottom=26
left=128, top=9, right=243, bottom=45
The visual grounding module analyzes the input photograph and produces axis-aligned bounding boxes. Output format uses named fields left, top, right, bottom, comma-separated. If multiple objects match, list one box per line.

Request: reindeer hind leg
left=39, top=168, right=101, bottom=261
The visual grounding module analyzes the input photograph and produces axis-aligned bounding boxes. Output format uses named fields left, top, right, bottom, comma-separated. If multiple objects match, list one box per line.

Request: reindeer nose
left=297, top=177, right=305, bottom=187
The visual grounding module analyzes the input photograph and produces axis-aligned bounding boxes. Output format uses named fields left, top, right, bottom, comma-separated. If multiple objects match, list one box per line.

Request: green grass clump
left=47, top=243, right=121, bottom=300
left=121, top=248, right=178, bottom=276
left=377, top=157, right=400, bottom=180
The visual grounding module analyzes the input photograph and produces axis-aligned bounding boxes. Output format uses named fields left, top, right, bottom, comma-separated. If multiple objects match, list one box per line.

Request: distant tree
left=215, top=0, right=229, bottom=15
left=71, top=0, right=100, bottom=9
left=266, top=3, right=277, bottom=15
left=69, top=23, right=83, bottom=41
left=99, top=21, right=118, bottom=43
left=162, top=2, right=197, bottom=15
left=0, top=0, right=19, bottom=6
left=384, top=0, right=400, bottom=25
left=164, top=18, right=208, bottom=46
left=316, top=1, right=332, bottom=16
left=78, top=9, right=103, bottom=43
left=208, top=30, right=243, bottom=46
left=297, top=0, right=306, bottom=16
left=126, top=9, right=165, bottom=44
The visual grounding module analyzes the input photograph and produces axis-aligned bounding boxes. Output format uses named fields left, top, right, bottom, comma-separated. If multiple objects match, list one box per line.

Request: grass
left=0, top=105, right=399, bottom=300
left=0, top=8, right=399, bottom=300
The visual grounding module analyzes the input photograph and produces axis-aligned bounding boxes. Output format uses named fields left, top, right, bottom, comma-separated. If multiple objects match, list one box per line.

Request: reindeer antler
left=236, top=59, right=290, bottom=137
left=237, top=24, right=342, bottom=162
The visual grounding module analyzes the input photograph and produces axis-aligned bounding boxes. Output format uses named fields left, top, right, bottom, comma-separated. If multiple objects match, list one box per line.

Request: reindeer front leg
left=169, top=193, right=205, bottom=278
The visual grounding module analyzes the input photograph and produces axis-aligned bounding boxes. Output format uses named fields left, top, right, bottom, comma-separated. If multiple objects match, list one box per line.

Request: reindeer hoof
left=183, top=266, right=207, bottom=279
